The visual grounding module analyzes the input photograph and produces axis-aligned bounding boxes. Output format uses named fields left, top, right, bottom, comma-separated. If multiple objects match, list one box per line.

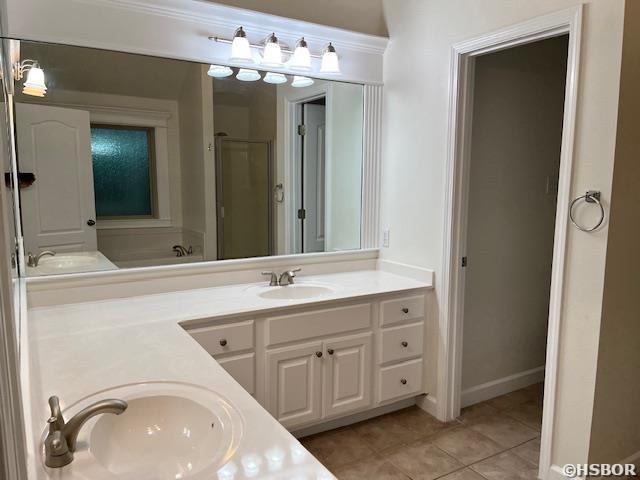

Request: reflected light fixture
left=207, top=64, right=233, bottom=78
left=229, top=26, right=253, bottom=63
left=261, top=33, right=283, bottom=67
left=289, top=37, right=312, bottom=71
left=236, top=68, right=261, bottom=82
left=320, top=43, right=340, bottom=74
left=13, top=60, right=47, bottom=97
left=263, top=72, right=287, bottom=85
left=291, top=75, right=314, bottom=88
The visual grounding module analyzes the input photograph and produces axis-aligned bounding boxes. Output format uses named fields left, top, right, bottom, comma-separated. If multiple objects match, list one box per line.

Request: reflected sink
left=51, top=382, right=243, bottom=480
left=257, top=284, right=336, bottom=300
left=39, top=255, right=98, bottom=269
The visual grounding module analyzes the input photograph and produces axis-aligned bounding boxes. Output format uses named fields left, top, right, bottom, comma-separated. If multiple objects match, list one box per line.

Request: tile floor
left=301, top=383, right=545, bottom=480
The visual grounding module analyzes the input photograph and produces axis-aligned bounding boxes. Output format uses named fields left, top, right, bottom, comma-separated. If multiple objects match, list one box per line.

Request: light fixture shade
left=22, top=66, right=47, bottom=97
left=289, top=38, right=312, bottom=71
left=320, top=43, right=340, bottom=74
left=236, top=68, right=261, bottom=82
left=262, top=33, right=283, bottom=67
left=291, top=76, right=314, bottom=88
left=230, top=27, right=253, bottom=63
left=263, top=72, right=287, bottom=85
left=207, top=64, right=233, bottom=78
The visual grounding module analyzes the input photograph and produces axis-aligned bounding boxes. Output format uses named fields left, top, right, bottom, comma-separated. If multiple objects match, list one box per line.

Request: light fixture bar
left=209, top=36, right=323, bottom=59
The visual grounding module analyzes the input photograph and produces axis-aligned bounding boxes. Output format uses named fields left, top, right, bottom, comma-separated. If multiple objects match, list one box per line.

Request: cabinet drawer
left=217, top=353, right=255, bottom=395
left=381, top=295, right=425, bottom=326
left=187, top=320, right=254, bottom=356
left=266, top=303, right=371, bottom=346
left=380, top=322, right=424, bottom=364
left=378, top=358, right=423, bottom=403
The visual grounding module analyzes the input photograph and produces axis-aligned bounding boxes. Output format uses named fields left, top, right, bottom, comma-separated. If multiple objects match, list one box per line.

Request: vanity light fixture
left=320, top=43, right=340, bottom=74
left=207, top=64, right=233, bottom=78
left=261, top=33, right=283, bottom=67
left=263, top=72, right=287, bottom=85
left=291, top=75, right=314, bottom=88
left=229, top=27, right=253, bottom=63
left=13, top=60, right=47, bottom=97
left=289, top=37, right=312, bottom=71
left=236, top=68, right=261, bottom=82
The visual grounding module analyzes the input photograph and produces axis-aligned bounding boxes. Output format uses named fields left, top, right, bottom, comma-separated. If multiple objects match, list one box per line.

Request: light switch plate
left=382, top=229, right=390, bottom=248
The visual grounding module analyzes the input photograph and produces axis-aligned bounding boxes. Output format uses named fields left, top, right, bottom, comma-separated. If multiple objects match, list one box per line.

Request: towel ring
left=569, top=190, right=605, bottom=232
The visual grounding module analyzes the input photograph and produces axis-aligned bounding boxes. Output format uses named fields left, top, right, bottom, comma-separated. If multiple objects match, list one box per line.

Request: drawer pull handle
left=327, top=348, right=334, bottom=355
left=401, top=307, right=409, bottom=314
left=401, top=341, right=408, bottom=347
left=219, top=339, right=228, bottom=347
left=315, top=351, right=323, bottom=358
left=400, top=378, right=408, bottom=385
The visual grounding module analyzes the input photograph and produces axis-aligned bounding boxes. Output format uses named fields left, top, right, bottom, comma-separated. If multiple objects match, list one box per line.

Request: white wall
left=589, top=0, right=640, bottom=465
left=462, top=37, right=568, bottom=394
left=381, top=0, right=625, bottom=468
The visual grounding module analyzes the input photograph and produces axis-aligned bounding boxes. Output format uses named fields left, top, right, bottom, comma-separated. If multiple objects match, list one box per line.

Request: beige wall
left=462, top=36, right=567, bottom=392
left=381, top=0, right=625, bottom=467
left=589, top=0, right=640, bottom=465
left=209, top=0, right=387, bottom=37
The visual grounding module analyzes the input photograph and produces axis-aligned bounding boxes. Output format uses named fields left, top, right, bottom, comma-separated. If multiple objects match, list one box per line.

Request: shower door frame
left=214, top=137, right=275, bottom=260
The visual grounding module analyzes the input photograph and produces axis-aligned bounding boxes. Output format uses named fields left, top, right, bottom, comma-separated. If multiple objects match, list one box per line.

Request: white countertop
left=25, top=270, right=431, bottom=480
left=26, top=251, right=118, bottom=277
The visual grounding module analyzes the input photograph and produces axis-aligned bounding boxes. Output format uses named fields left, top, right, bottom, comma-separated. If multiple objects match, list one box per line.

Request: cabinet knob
left=87, top=219, right=96, bottom=226
left=315, top=351, right=323, bottom=358
left=401, top=341, right=408, bottom=347
left=219, top=339, right=228, bottom=347
left=401, top=307, right=409, bottom=314
left=327, top=348, right=334, bottom=355
left=400, top=378, right=407, bottom=385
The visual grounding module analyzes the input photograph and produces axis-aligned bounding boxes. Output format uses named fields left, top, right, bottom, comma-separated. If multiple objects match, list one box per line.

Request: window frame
left=90, top=123, right=159, bottom=220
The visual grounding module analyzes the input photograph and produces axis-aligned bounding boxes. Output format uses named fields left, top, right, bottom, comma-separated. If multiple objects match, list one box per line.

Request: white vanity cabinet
left=184, top=290, right=427, bottom=432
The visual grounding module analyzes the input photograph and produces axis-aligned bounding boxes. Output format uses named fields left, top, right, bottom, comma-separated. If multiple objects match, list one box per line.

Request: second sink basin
left=257, top=284, right=336, bottom=300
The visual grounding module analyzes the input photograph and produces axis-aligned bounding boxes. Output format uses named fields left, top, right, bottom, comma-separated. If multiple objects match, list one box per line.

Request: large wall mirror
left=10, top=40, right=365, bottom=276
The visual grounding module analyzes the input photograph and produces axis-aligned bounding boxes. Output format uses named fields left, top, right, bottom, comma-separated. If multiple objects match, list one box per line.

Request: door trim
left=439, top=6, right=582, bottom=479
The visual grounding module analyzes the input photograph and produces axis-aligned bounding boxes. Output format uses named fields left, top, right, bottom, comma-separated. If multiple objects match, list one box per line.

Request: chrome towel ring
left=569, top=190, right=605, bottom=232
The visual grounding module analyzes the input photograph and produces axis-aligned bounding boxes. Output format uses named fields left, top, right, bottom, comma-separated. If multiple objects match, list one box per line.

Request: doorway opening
left=295, top=95, right=326, bottom=254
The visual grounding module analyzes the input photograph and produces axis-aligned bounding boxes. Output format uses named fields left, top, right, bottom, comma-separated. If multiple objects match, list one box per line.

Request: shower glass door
left=215, top=138, right=273, bottom=260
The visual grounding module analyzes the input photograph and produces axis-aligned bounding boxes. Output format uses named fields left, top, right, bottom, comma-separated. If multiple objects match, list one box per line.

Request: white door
left=302, top=103, right=326, bottom=253
left=323, top=332, right=372, bottom=418
left=266, top=341, right=323, bottom=429
left=15, top=103, right=97, bottom=254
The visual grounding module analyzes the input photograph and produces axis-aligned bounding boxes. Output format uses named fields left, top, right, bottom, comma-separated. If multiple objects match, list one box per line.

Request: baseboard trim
left=547, top=464, right=582, bottom=480
left=291, top=397, right=417, bottom=438
left=461, top=366, right=545, bottom=408
left=416, top=394, right=438, bottom=417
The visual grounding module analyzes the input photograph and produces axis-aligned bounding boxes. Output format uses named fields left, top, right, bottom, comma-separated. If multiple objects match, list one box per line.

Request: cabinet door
left=323, top=332, right=372, bottom=418
left=266, top=341, right=323, bottom=429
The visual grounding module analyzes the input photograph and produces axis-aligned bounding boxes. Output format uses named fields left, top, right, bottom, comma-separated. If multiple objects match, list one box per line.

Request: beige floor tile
left=433, top=426, right=506, bottom=465
left=504, top=401, right=543, bottom=431
left=487, top=389, right=531, bottom=411
left=511, top=437, right=541, bottom=466
left=332, top=456, right=411, bottom=480
left=522, top=382, right=544, bottom=403
left=467, top=414, right=538, bottom=449
left=470, top=450, right=539, bottom=480
left=384, top=438, right=464, bottom=480
left=352, top=413, right=422, bottom=452
left=439, top=468, right=487, bottom=480
left=301, top=427, right=376, bottom=470
left=458, top=402, right=499, bottom=423
left=388, top=405, right=458, bottom=438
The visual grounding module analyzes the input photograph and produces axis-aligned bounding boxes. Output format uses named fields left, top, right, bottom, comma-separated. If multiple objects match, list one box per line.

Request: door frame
left=438, top=6, right=582, bottom=479
left=214, top=137, right=275, bottom=260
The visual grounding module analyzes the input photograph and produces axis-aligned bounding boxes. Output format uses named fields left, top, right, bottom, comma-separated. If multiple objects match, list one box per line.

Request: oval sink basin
left=51, top=382, right=243, bottom=480
left=258, top=284, right=335, bottom=300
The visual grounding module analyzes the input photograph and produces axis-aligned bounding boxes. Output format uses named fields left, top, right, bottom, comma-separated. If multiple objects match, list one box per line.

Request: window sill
left=96, top=219, right=172, bottom=229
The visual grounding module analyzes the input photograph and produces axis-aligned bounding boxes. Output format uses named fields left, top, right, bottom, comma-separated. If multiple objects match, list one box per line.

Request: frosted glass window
left=90, top=125, right=155, bottom=218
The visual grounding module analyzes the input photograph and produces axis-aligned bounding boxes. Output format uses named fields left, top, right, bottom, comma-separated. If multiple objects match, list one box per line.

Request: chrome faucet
left=44, top=395, right=127, bottom=468
left=27, top=250, right=56, bottom=267
left=279, top=267, right=301, bottom=286
left=261, top=271, right=279, bottom=286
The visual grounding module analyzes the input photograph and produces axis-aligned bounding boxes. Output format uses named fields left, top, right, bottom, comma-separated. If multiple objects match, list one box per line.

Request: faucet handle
left=261, top=271, right=278, bottom=286
left=48, top=396, right=65, bottom=431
